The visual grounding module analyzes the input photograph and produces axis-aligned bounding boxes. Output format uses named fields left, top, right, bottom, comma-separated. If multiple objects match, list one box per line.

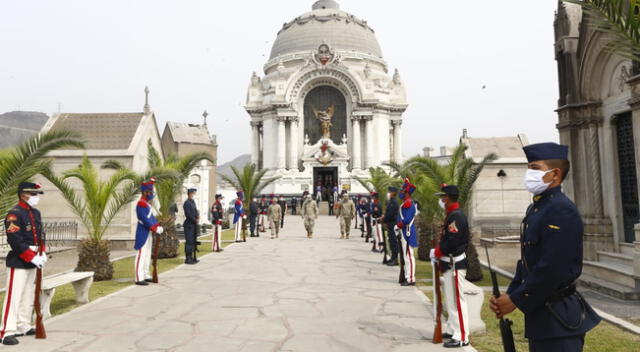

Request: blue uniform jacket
left=135, top=199, right=159, bottom=250
left=4, top=202, right=45, bottom=269
left=397, top=198, right=418, bottom=247
left=233, top=199, right=245, bottom=224
left=507, top=186, right=600, bottom=340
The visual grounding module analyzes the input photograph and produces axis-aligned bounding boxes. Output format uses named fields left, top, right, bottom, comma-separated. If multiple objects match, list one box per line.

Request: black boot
left=386, top=256, right=398, bottom=266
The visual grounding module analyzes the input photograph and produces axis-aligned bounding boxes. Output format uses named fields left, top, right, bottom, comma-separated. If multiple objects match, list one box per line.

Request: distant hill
left=0, top=111, right=49, bottom=149
left=216, top=154, right=252, bottom=183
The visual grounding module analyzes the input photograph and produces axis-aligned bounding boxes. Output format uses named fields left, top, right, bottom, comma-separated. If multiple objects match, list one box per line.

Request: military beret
left=523, top=142, right=569, bottom=162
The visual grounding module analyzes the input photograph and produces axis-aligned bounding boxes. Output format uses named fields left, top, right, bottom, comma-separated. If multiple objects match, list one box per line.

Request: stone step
left=619, top=242, right=635, bottom=256
left=318, top=201, right=329, bottom=215
left=596, top=250, right=634, bottom=267
left=582, top=260, right=638, bottom=288
left=578, top=273, right=640, bottom=301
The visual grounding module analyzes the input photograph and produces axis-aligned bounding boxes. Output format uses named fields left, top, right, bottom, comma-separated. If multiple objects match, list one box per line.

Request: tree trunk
left=76, top=238, right=114, bottom=281
left=158, top=216, right=180, bottom=258
left=464, top=235, right=484, bottom=282
left=416, top=216, right=434, bottom=261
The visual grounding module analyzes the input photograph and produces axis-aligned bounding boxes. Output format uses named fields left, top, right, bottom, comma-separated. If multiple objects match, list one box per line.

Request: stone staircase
left=318, top=201, right=330, bottom=216
left=580, top=243, right=640, bottom=300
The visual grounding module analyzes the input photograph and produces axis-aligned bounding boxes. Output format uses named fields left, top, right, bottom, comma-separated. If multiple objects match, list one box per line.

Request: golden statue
left=311, top=104, right=335, bottom=139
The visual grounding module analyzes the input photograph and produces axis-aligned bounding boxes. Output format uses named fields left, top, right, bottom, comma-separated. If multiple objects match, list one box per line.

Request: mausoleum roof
left=165, top=122, right=215, bottom=145
left=49, top=113, right=144, bottom=150
left=269, top=1, right=383, bottom=60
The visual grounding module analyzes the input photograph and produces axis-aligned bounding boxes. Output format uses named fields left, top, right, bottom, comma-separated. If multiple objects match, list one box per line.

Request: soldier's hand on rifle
left=429, top=248, right=437, bottom=264
left=396, top=221, right=404, bottom=229
left=31, top=255, right=46, bottom=269
left=490, top=294, right=516, bottom=318
left=156, top=226, right=164, bottom=235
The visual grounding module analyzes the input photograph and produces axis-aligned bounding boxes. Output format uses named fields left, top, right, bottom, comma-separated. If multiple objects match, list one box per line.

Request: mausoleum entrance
left=313, top=167, right=338, bottom=201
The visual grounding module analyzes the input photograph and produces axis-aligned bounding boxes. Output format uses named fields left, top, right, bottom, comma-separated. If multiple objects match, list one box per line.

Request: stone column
left=250, top=121, right=260, bottom=167
left=364, top=117, right=374, bottom=168
left=351, top=117, right=362, bottom=170
left=288, top=117, right=299, bottom=171
left=587, top=117, right=603, bottom=217
left=277, top=117, right=287, bottom=170
left=392, top=120, right=403, bottom=163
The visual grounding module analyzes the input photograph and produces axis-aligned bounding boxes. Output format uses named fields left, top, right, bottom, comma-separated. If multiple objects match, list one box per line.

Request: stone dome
left=269, top=1, right=383, bottom=60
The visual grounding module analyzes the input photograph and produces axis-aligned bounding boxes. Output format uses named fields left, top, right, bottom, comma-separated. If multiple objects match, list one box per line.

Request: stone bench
left=40, top=271, right=94, bottom=319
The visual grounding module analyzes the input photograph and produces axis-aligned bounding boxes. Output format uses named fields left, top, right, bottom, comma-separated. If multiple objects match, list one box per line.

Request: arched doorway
left=303, top=86, right=347, bottom=145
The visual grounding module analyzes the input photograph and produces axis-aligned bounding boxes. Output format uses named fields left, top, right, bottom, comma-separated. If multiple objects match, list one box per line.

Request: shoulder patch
left=6, top=214, right=17, bottom=222
left=448, top=221, right=459, bottom=234
left=6, top=223, right=20, bottom=233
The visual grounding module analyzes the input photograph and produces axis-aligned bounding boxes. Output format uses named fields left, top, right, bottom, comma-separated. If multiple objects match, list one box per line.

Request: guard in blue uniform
left=134, top=178, right=163, bottom=286
left=396, top=179, right=418, bottom=286
left=383, top=186, right=400, bottom=266
left=490, top=142, right=601, bottom=352
left=183, top=188, right=199, bottom=265
left=0, top=183, right=47, bottom=345
left=233, top=191, right=246, bottom=242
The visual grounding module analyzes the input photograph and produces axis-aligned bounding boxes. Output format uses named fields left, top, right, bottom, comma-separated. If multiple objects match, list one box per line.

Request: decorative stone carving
left=251, top=72, right=262, bottom=87
left=363, top=63, right=372, bottom=79
left=392, top=69, right=402, bottom=85
left=315, top=43, right=335, bottom=66
left=289, top=68, right=361, bottom=103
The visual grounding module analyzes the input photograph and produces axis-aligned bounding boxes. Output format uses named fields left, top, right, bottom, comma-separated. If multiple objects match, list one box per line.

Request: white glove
left=429, top=248, right=436, bottom=260
left=31, top=255, right=45, bottom=269
left=29, top=245, right=39, bottom=252
left=156, top=226, right=164, bottom=235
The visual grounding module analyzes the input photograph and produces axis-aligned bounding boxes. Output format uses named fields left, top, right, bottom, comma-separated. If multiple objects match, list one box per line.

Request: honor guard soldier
left=301, top=191, right=319, bottom=239
left=259, top=196, right=268, bottom=232
left=370, top=192, right=384, bottom=253
left=383, top=186, right=400, bottom=266
left=233, top=191, right=246, bottom=242
left=183, top=188, right=199, bottom=265
left=211, top=194, right=224, bottom=252
left=490, top=143, right=601, bottom=352
left=134, top=178, right=164, bottom=286
left=0, top=183, right=47, bottom=345
left=249, top=197, right=259, bottom=237
left=396, top=179, right=418, bottom=286
left=430, top=184, right=471, bottom=348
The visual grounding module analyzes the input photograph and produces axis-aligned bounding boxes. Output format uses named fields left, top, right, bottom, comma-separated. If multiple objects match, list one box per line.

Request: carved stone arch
left=287, top=67, right=362, bottom=105
left=578, top=31, right=631, bottom=101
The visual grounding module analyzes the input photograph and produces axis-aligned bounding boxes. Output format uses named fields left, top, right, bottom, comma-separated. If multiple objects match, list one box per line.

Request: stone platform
left=19, top=216, right=475, bottom=351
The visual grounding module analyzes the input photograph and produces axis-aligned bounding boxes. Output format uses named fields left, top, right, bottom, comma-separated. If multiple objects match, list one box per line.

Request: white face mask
left=524, top=169, right=553, bottom=195
left=27, top=195, right=40, bottom=207
left=438, top=199, right=446, bottom=210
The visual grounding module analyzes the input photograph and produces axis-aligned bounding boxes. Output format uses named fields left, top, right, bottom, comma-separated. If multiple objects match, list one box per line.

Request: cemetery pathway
left=21, top=216, right=473, bottom=352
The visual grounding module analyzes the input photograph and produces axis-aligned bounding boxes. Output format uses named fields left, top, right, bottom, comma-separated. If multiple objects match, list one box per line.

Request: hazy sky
left=0, top=0, right=560, bottom=164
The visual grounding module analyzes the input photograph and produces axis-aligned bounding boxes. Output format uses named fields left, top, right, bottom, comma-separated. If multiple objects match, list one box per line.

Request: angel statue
left=311, top=104, right=335, bottom=139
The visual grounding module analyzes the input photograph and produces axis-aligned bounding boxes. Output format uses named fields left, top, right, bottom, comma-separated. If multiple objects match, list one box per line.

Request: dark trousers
left=386, top=224, right=399, bottom=258
left=249, top=215, right=257, bottom=236
left=184, top=223, right=197, bottom=256
left=280, top=215, right=285, bottom=228
left=365, top=215, right=372, bottom=238
left=291, top=206, right=297, bottom=215
left=328, top=204, right=334, bottom=215
left=529, top=335, right=585, bottom=352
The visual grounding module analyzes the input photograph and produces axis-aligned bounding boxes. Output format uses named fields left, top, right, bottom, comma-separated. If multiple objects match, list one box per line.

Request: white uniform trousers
left=234, top=217, right=243, bottom=241
left=0, top=267, right=36, bottom=338
left=212, top=224, right=222, bottom=252
left=442, top=267, right=470, bottom=344
left=373, top=221, right=383, bottom=249
left=259, top=214, right=266, bottom=231
left=400, top=235, right=416, bottom=283
left=134, top=234, right=153, bottom=283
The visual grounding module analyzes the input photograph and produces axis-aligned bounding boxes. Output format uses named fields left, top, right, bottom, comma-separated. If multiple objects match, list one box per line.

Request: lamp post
left=497, top=169, right=507, bottom=213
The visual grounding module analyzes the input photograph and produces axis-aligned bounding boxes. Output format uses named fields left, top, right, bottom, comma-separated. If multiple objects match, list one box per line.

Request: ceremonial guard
left=268, top=197, right=282, bottom=239
left=370, top=192, right=384, bottom=253
left=249, top=197, right=259, bottom=237
left=490, top=143, right=600, bottom=352
left=396, top=179, right=418, bottom=286
left=259, top=196, right=268, bottom=232
left=336, top=193, right=356, bottom=239
left=233, top=191, right=246, bottom=242
left=301, top=191, right=318, bottom=239
left=0, top=183, right=47, bottom=346
left=211, top=194, right=224, bottom=252
left=134, top=178, right=164, bottom=286
left=183, top=188, right=199, bottom=265
left=278, top=196, right=287, bottom=229
left=383, top=186, right=400, bottom=266
left=362, top=197, right=373, bottom=242
left=430, top=184, right=470, bottom=348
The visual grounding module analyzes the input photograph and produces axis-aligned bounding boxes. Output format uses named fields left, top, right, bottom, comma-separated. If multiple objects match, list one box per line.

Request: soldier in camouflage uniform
left=336, top=193, right=356, bottom=239
left=300, top=191, right=318, bottom=239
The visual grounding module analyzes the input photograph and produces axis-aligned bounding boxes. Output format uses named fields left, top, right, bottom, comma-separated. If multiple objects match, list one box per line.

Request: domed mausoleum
left=245, top=0, right=408, bottom=196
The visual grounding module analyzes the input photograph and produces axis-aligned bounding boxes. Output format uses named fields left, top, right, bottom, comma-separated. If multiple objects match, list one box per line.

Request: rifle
left=397, top=228, right=406, bottom=284
left=431, top=226, right=443, bottom=343
left=152, top=232, right=160, bottom=283
left=34, top=233, right=46, bottom=339
left=381, top=222, right=389, bottom=264
left=484, top=245, right=517, bottom=352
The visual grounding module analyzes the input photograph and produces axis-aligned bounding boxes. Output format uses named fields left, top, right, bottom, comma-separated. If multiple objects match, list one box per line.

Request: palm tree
left=0, top=130, right=85, bottom=219
left=408, top=144, right=497, bottom=282
left=354, top=167, right=402, bottom=212
left=218, top=163, right=280, bottom=240
left=145, top=142, right=214, bottom=258
left=564, top=0, right=640, bottom=60
left=43, top=155, right=140, bottom=281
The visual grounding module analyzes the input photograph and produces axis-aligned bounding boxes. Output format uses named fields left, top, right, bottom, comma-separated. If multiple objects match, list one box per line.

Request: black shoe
left=135, top=281, right=149, bottom=286
left=144, top=279, right=154, bottom=283
left=386, top=259, right=398, bottom=266
left=216, top=249, right=224, bottom=252
left=442, top=333, right=453, bottom=339
left=15, top=328, right=35, bottom=337
left=185, top=258, right=197, bottom=265
left=443, top=339, right=469, bottom=348
left=2, top=335, right=18, bottom=345
left=401, top=281, right=415, bottom=287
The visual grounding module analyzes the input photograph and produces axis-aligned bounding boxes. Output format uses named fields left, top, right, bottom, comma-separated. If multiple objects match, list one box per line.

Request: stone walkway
left=19, top=216, right=475, bottom=352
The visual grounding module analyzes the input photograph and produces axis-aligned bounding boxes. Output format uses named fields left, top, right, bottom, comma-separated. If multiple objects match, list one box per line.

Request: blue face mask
left=399, top=193, right=405, bottom=200
left=147, top=193, right=155, bottom=201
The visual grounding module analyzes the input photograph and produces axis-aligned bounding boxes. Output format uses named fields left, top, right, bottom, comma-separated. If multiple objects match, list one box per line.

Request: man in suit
left=249, top=197, right=259, bottom=237
left=278, top=196, right=287, bottom=229
left=183, top=188, right=199, bottom=265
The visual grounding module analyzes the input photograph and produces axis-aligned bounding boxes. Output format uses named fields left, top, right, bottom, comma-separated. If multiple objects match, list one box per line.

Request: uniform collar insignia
left=534, top=186, right=562, bottom=203
left=18, top=201, right=30, bottom=209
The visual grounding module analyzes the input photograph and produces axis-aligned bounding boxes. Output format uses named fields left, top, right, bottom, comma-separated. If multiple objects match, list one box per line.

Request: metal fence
left=0, top=221, right=78, bottom=249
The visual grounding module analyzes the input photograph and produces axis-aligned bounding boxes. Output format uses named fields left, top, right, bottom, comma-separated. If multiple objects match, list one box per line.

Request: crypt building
left=555, top=2, right=640, bottom=299
left=245, top=0, right=408, bottom=196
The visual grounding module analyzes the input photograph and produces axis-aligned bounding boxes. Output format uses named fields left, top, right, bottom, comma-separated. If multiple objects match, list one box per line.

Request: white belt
left=440, top=253, right=466, bottom=263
